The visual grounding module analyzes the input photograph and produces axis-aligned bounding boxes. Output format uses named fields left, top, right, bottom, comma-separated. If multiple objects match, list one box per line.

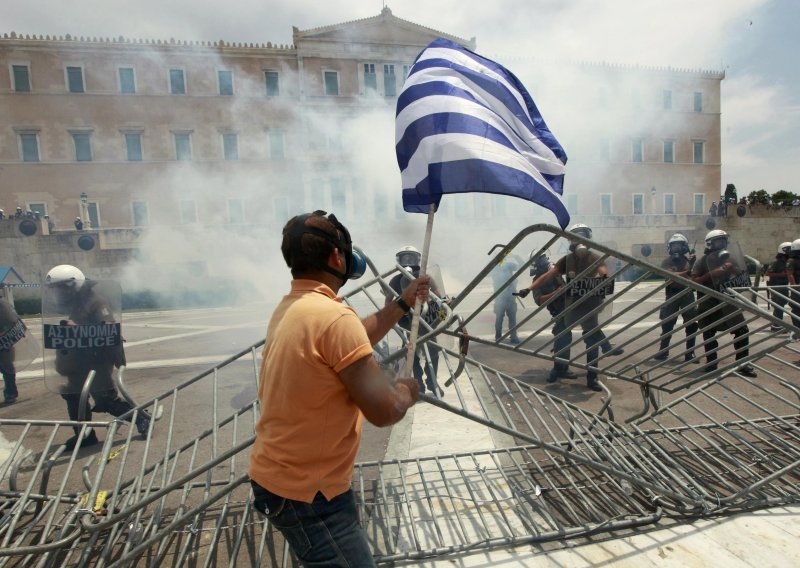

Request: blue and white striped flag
left=396, top=38, right=569, bottom=228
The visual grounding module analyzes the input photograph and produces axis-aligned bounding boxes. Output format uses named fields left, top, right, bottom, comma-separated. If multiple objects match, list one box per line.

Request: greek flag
left=396, top=38, right=569, bottom=228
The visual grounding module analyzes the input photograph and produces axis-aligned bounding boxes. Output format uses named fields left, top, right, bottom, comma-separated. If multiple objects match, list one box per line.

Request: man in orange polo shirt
left=249, top=210, right=429, bottom=567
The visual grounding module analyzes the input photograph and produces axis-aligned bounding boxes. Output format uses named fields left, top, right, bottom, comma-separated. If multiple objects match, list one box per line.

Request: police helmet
left=791, top=238, right=800, bottom=253
left=45, top=264, right=86, bottom=290
left=704, top=229, right=729, bottom=252
left=396, top=245, right=421, bottom=269
left=779, top=242, right=792, bottom=255
left=530, top=253, right=551, bottom=276
left=668, top=233, right=690, bottom=255
left=568, top=223, right=592, bottom=240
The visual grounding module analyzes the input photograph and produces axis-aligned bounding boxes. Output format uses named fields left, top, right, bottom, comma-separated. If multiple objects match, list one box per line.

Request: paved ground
left=2, top=280, right=798, bottom=565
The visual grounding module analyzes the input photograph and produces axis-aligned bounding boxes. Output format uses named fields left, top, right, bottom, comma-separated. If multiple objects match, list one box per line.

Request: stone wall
left=2, top=209, right=799, bottom=295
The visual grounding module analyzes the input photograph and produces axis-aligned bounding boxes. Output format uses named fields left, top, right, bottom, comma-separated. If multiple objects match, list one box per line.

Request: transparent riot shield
left=421, top=265, right=449, bottom=329
left=707, top=242, right=752, bottom=292
left=562, top=251, right=615, bottom=327
left=0, top=311, right=39, bottom=375
left=41, top=280, right=123, bottom=395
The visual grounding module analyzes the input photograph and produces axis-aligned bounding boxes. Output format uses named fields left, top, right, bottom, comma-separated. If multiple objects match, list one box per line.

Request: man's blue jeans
left=251, top=481, right=375, bottom=567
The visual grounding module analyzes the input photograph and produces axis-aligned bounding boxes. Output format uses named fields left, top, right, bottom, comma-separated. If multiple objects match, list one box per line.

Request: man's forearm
left=362, top=301, right=408, bottom=345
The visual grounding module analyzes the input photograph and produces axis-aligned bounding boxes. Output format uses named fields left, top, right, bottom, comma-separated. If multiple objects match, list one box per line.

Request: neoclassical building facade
left=1, top=7, right=722, bottom=236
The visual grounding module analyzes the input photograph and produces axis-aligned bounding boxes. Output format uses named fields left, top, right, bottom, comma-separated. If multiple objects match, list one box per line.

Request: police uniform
left=388, top=271, right=443, bottom=395
left=554, top=251, right=613, bottom=384
left=0, top=298, right=20, bottom=402
left=767, top=254, right=789, bottom=323
left=57, top=281, right=132, bottom=429
left=691, top=251, right=750, bottom=371
left=531, top=273, right=573, bottom=376
left=656, top=256, right=698, bottom=360
left=788, top=255, right=800, bottom=327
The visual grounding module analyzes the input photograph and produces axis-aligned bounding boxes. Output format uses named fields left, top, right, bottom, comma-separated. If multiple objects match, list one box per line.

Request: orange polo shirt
left=248, top=279, right=374, bottom=503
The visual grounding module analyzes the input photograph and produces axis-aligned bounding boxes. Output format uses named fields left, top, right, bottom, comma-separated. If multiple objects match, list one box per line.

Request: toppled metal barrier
left=0, top=224, right=797, bottom=565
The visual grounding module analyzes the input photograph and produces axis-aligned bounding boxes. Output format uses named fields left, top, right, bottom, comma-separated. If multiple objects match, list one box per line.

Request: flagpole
left=402, top=203, right=436, bottom=380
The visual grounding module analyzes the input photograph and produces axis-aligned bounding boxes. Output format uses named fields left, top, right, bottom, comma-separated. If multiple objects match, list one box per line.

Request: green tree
left=746, top=189, right=770, bottom=204
left=772, top=190, right=798, bottom=205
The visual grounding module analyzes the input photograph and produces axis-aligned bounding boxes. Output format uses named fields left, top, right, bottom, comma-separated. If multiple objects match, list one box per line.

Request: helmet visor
left=668, top=242, right=687, bottom=255
left=571, top=227, right=592, bottom=240
left=397, top=251, right=421, bottom=268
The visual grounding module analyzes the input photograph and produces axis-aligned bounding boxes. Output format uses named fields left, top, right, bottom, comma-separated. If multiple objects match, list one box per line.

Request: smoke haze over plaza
left=3, top=0, right=799, bottom=302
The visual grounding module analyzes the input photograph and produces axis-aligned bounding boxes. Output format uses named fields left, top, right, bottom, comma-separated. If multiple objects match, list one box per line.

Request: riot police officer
left=766, top=242, right=791, bottom=330
left=690, top=230, right=757, bottom=377
left=787, top=238, right=800, bottom=331
left=524, top=224, right=623, bottom=392
left=654, top=233, right=699, bottom=362
left=0, top=297, right=20, bottom=403
left=45, top=265, right=150, bottom=449
left=517, top=253, right=576, bottom=382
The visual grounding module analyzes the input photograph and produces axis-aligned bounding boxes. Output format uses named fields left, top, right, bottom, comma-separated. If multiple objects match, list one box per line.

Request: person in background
left=517, top=253, right=576, bottom=383
left=709, top=202, right=718, bottom=217
left=690, top=230, right=757, bottom=377
left=654, top=234, right=699, bottom=363
left=0, top=296, right=20, bottom=404
left=386, top=245, right=446, bottom=397
left=74, top=217, right=84, bottom=231
left=786, top=238, right=800, bottom=333
left=523, top=224, right=624, bottom=392
left=45, top=265, right=150, bottom=449
left=766, top=242, right=791, bottom=331
left=249, top=211, right=429, bottom=567
left=491, top=256, right=521, bottom=344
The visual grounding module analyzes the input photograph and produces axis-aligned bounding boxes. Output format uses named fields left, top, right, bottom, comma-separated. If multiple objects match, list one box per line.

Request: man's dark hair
left=281, top=213, right=343, bottom=277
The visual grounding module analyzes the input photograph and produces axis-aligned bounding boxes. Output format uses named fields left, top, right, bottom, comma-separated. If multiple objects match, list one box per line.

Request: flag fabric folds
left=395, top=38, right=570, bottom=228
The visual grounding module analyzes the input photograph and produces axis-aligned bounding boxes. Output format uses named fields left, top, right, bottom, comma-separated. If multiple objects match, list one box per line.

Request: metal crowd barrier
left=0, top=223, right=797, bottom=566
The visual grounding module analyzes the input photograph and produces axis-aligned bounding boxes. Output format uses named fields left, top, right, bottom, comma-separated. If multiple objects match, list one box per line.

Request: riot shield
left=42, top=280, right=123, bottom=395
left=419, top=264, right=450, bottom=331
left=563, top=251, right=615, bottom=327
left=0, top=312, right=39, bottom=374
left=707, top=243, right=751, bottom=293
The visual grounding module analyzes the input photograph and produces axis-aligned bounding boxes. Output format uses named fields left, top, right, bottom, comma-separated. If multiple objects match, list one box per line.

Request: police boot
left=586, top=372, right=602, bottom=392
left=64, top=427, right=99, bottom=451
left=3, top=373, right=18, bottom=404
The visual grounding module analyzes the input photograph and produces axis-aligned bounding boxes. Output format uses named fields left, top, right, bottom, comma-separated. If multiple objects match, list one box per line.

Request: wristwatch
left=395, top=297, right=412, bottom=313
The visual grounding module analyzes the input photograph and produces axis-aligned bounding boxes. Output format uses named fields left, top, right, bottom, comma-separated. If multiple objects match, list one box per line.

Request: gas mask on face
left=571, top=243, right=590, bottom=258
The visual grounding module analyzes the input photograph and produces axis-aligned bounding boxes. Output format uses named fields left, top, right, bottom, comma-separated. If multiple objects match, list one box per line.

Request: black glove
left=516, top=288, right=530, bottom=298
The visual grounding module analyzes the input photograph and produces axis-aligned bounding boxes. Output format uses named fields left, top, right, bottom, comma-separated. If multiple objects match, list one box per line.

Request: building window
left=124, top=132, right=143, bottom=161
left=173, top=132, right=192, bottom=161
left=71, top=131, right=92, bottom=161
left=311, top=179, right=325, bottom=209
left=599, top=138, right=610, bottom=161
left=324, top=70, right=339, bottom=96
left=132, top=201, right=149, bottom=226
left=631, top=138, right=643, bottom=162
left=268, top=130, right=285, bottom=160
left=18, top=131, right=40, bottom=162
left=663, top=89, right=672, bottom=110
left=228, top=198, right=245, bottom=223
left=384, top=64, right=396, bottom=97
left=364, top=63, right=377, bottom=95
left=693, top=140, right=705, bottom=164
left=693, top=91, right=703, bottom=113
left=179, top=199, right=197, bottom=224
left=66, top=66, right=84, bottom=93
left=274, top=197, right=289, bottom=225
left=87, top=202, right=100, bottom=228
left=118, top=67, right=135, bottom=94
left=663, top=140, right=674, bottom=163
left=28, top=202, right=47, bottom=216
left=218, top=69, right=233, bottom=95
left=11, top=64, right=31, bottom=92
left=169, top=69, right=186, bottom=95
left=402, top=64, right=412, bottom=79
left=222, top=133, right=239, bottom=160
left=331, top=178, right=346, bottom=217
left=693, top=193, right=705, bottom=214
left=664, top=193, right=675, bottom=214
left=264, top=70, right=279, bottom=96
left=632, top=193, right=644, bottom=214
left=566, top=194, right=578, bottom=215
left=600, top=194, right=612, bottom=215
left=374, top=192, right=388, bottom=217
